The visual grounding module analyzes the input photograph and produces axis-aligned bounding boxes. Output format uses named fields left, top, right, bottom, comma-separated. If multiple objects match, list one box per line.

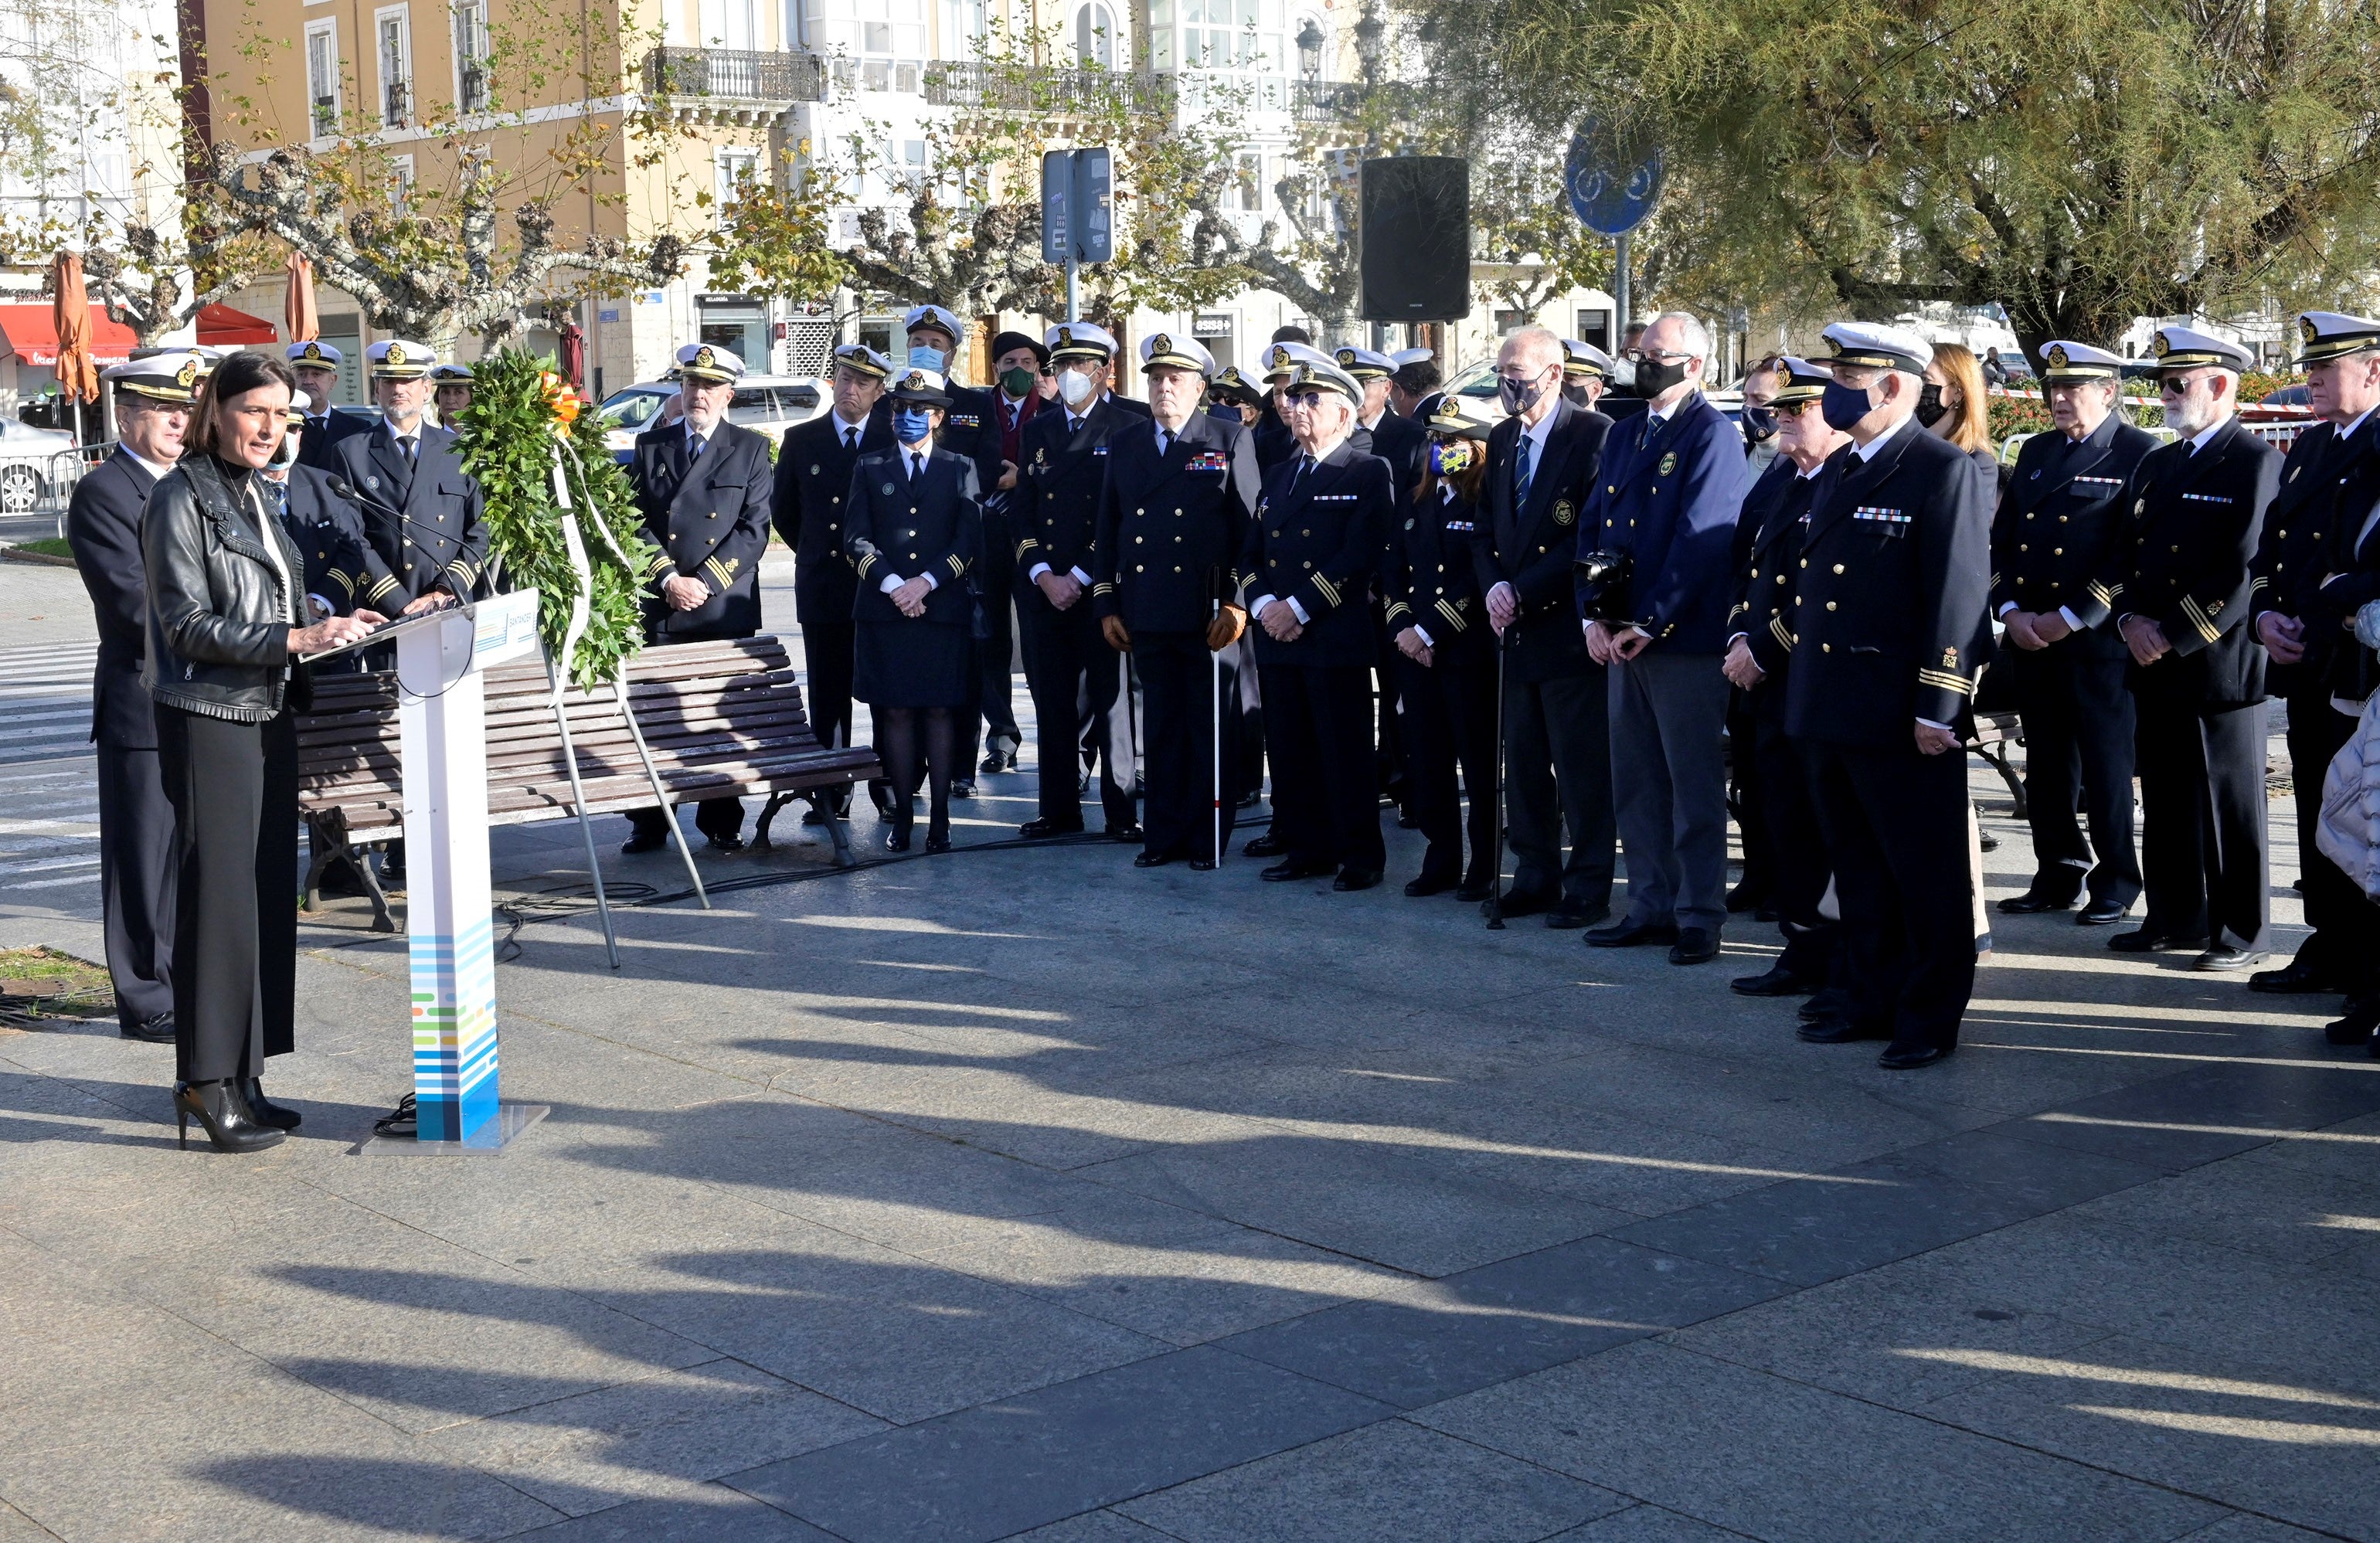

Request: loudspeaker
left=1359, top=157, right=1470, bottom=322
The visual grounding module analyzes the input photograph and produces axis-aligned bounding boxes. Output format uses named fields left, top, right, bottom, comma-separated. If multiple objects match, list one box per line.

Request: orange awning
left=0, top=303, right=136, bottom=368
left=197, top=302, right=279, bottom=346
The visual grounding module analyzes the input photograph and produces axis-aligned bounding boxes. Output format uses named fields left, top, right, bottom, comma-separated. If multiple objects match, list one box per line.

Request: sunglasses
left=1284, top=389, right=1331, bottom=406
left=1773, top=399, right=1821, bottom=417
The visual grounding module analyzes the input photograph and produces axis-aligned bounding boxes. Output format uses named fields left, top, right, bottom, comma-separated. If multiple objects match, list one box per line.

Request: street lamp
left=1352, top=0, right=1384, bottom=86
left=1295, top=19, right=1325, bottom=80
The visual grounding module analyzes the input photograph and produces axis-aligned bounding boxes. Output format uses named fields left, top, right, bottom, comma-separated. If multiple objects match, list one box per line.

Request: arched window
left=1074, top=0, right=1116, bottom=66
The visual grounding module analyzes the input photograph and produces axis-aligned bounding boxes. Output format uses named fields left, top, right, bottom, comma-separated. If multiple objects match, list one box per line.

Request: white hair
left=1498, top=327, right=1564, bottom=372
left=1647, top=311, right=1712, bottom=360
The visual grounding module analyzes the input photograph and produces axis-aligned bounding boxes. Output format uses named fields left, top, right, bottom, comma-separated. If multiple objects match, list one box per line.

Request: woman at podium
left=142, top=350, right=383, bottom=1153
left=845, top=365, right=985, bottom=852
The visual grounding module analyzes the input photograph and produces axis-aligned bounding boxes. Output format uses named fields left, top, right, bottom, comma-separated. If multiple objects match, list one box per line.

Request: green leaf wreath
left=451, top=348, right=659, bottom=688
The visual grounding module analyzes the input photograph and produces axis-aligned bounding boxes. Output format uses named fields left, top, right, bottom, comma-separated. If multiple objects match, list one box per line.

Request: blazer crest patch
left=1552, top=499, right=1576, bottom=527
left=1658, top=451, right=1678, bottom=477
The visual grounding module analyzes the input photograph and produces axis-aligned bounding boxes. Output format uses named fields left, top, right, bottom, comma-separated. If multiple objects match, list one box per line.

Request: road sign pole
left=1615, top=231, right=1630, bottom=338
left=1067, top=256, right=1079, bottom=324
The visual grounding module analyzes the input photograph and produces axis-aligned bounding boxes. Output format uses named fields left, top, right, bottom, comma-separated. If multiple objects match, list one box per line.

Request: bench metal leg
left=613, top=675, right=711, bottom=910
left=302, top=811, right=396, bottom=933
left=752, top=790, right=796, bottom=850
left=1970, top=743, right=2028, bottom=820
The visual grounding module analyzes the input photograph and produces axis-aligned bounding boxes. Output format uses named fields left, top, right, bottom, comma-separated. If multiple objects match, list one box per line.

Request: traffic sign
left=1042, top=148, right=1113, bottom=264
left=1565, top=117, right=1664, bottom=236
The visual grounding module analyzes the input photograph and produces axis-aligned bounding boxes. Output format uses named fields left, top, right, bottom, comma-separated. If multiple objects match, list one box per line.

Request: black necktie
left=398, top=434, right=418, bottom=465
left=845, top=427, right=859, bottom=451
left=910, top=453, right=925, bottom=480
left=1291, top=454, right=1314, bottom=496
left=1157, top=427, right=1172, bottom=457
left=688, top=432, right=706, bottom=461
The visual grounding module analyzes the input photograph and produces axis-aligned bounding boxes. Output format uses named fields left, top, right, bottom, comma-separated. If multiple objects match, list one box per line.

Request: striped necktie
left=1512, top=435, right=1534, bottom=512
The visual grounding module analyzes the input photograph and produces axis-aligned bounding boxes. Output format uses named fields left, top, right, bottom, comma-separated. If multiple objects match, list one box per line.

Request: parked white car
left=0, top=418, right=81, bottom=514
left=597, top=375, right=829, bottom=461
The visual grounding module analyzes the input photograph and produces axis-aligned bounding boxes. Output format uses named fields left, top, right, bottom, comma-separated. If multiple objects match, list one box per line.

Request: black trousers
left=1231, top=634, right=1266, bottom=803
left=1260, top=661, right=1384, bottom=872
left=1019, top=599, right=1135, bottom=829
left=1752, top=698, right=1835, bottom=982
left=1727, top=691, right=1775, bottom=904
left=804, top=614, right=857, bottom=755
left=2010, top=640, right=2140, bottom=906
left=1375, top=616, right=1409, bottom=810
left=1395, top=636, right=1498, bottom=883
left=2135, top=695, right=2271, bottom=952
left=2285, top=691, right=2368, bottom=975
left=1503, top=665, right=1615, bottom=908
left=156, top=705, right=298, bottom=1084
left=96, top=739, right=176, bottom=1031
left=1136, top=630, right=1237, bottom=861
left=973, top=512, right=1022, bottom=760
left=1800, top=736, right=1974, bottom=1052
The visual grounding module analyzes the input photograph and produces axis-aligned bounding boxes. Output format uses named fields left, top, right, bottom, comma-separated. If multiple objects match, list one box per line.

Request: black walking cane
left=1209, top=566, right=1226, bottom=869
left=1485, top=617, right=1515, bottom=929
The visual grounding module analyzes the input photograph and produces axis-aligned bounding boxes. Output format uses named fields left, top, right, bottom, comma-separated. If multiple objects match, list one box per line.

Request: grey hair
left=1498, top=326, right=1564, bottom=372
left=1648, top=311, right=1712, bottom=360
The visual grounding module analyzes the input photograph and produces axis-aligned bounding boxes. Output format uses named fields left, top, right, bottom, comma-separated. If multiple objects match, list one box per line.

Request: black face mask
left=1562, top=382, right=1594, bottom=409
left=1915, top=382, right=1949, bottom=427
left=1741, top=404, right=1777, bottom=441
left=1634, top=358, right=1691, bottom=399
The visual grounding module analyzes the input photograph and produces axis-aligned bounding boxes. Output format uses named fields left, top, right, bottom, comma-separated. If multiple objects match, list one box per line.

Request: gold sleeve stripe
left=1770, top=615, right=1795, bottom=653
left=1384, top=600, right=1413, bottom=622
left=855, top=552, right=876, bottom=579
left=2181, top=594, right=2220, bottom=643
left=1916, top=667, right=1975, bottom=696
left=2086, top=580, right=2114, bottom=606
left=1987, top=572, right=2001, bottom=590
left=328, top=569, right=355, bottom=600
left=704, top=556, right=734, bottom=590
left=1092, top=581, right=1116, bottom=596
left=947, top=554, right=966, bottom=578
left=2252, top=576, right=2270, bottom=593
left=1728, top=600, right=1749, bottom=620
left=1436, top=598, right=1467, bottom=634
left=365, top=574, right=400, bottom=603
left=1313, top=573, right=1342, bottom=607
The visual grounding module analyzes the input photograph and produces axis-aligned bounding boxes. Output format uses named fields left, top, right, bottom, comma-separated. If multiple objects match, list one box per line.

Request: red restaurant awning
left=196, top=302, right=279, bottom=346
left=0, top=303, right=136, bottom=367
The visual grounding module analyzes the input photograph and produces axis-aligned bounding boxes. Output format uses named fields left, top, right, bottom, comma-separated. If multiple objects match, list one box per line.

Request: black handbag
left=1572, top=549, right=1634, bottom=623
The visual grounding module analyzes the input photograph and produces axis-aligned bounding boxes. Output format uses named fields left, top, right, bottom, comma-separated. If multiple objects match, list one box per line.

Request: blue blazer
left=1579, top=390, right=1750, bottom=652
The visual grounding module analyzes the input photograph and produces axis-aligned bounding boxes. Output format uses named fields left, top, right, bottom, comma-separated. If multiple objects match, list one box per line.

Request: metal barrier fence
left=2, top=446, right=103, bottom=532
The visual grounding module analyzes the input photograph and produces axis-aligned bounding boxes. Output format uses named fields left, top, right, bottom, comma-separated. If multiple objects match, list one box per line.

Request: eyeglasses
left=1284, top=389, right=1330, bottom=406
left=1773, top=399, right=1821, bottom=418
left=1622, top=348, right=1695, bottom=365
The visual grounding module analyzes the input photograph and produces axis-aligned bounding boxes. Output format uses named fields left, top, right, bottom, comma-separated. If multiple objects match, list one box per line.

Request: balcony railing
left=1290, top=76, right=1413, bottom=124
left=643, top=46, right=828, bottom=107
left=924, top=59, right=1172, bottom=116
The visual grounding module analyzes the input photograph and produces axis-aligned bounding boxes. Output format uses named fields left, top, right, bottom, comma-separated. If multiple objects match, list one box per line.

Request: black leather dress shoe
left=620, top=831, right=667, bottom=854
left=2252, top=953, right=2340, bottom=994
left=1799, top=987, right=1852, bottom=1022
left=1332, top=868, right=1383, bottom=892
left=1107, top=823, right=1144, bottom=843
left=1877, top=1043, right=1953, bottom=1070
left=2195, top=945, right=2268, bottom=972
left=2324, top=999, right=2378, bottom=1045
left=1584, top=919, right=1679, bottom=949
left=706, top=832, right=746, bottom=855
left=1019, top=817, right=1083, bottom=840
left=1545, top=901, right=1610, bottom=931
left=869, top=780, right=899, bottom=817
left=1731, top=965, right=1815, bottom=998
left=1454, top=880, right=1495, bottom=902
left=1797, top=1017, right=1891, bottom=1044
left=2076, top=898, right=2131, bottom=926
left=1495, top=890, right=1554, bottom=919
left=1133, top=851, right=1177, bottom=868
left=2109, top=929, right=2208, bottom=953
left=121, top=1011, right=175, bottom=1043
left=1404, top=872, right=1457, bottom=897
left=923, top=834, right=953, bottom=854
left=950, top=780, right=976, bottom=800
left=1725, top=881, right=1768, bottom=914
left=884, top=826, right=913, bottom=853
left=1188, top=858, right=1216, bottom=872
left=1260, top=859, right=1333, bottom=882
left=1998, top=885, right=2079, bottom=915
left=1243, top=833, right=1284, bottom=858
left=1668, top=929, right=1719, bottom=965
left=980, top=748, right=1015, bottom=774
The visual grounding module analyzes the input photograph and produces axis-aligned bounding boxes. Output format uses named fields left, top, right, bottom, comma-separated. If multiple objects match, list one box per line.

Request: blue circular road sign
left=1566, top=118, right=1664, bottom=236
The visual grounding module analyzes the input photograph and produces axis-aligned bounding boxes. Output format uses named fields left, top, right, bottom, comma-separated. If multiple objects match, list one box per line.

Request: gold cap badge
left=1152, top=333, right=1171, bottom=353
left=175, top=359, right=198, bottom=389
left=386, top=343, right=408, bottom=365
left=2302, top=315, right=2320, bottom=342
left=2048, top=344, right=2069, bottom=369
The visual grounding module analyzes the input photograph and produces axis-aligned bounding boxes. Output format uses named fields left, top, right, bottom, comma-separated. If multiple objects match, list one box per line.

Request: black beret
left=989, top=330, right=1049, bottom=367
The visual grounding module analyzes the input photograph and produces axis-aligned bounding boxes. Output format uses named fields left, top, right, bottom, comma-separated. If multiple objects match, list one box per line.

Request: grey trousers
left=1502, top=667, right=1614, bottom=907
left=1610, top=649, right=1732, bottom=936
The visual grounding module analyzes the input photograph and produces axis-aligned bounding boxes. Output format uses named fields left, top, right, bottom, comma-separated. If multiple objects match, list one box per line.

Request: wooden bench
left=296, top=634, right=879, bottom=931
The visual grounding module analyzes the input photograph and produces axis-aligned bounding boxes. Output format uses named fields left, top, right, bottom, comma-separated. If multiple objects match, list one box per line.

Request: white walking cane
left=1212, top=594, right=1223, bottom=868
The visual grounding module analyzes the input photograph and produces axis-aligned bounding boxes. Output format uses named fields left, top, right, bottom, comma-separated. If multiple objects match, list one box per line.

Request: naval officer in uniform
left=2078, top=325, right=2280, bottom=970
left=1787, top=322, right=1995, bottom=1070
left=66, top=352, right=202, bottom=1043
left=1991, top=340, right=2157, bottom=924
left=330, top=340, right=486, bottom=617
left=1093, top=331, right=1260, bottom=867
left=286, top=339, right=366, bottom=473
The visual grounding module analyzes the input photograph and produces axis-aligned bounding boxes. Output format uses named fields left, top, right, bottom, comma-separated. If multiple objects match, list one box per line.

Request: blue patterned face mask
left=892, top=408, right=934, bottom=445
left=1429, top=440, right=1474, bottom=475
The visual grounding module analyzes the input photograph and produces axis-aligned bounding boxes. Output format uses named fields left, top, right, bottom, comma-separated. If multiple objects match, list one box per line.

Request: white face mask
left=268, top=430, right=300, bottom=471
left=1057, top=368, right=1098, bottom=408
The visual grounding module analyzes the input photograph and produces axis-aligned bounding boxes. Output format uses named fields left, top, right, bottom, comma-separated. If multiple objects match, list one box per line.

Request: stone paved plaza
left=3, top=557, right=2378, bottom=1542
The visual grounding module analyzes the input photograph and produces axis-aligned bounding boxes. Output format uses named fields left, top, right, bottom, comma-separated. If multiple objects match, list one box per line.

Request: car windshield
left=599, top=389, right=673, bottom=429
left=728, top=387, right=780, bottom=424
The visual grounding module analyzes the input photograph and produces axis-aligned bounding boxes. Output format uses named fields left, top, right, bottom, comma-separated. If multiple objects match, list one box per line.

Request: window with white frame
left=1231, top=151, right=1262, bottom=211
left=1147, top=0, right=1173, bottom=66
left=699, top=0, right=756, bottom=49
left=452, top=0, right=491, bottom=111
left=1073, top=0, right=1116, bottom=66
left=304, top=19, right=341, bottom=134
left=1181, top=0, right=1277, bottom=70
left=376, top=7, right=411, bottom=126
left=862, top=0, right=926, bottom=57
left=944, top=0, right=987, bottom=55
left=389, top=154, right=415, bottom=213
left=716, top=148, right=761, bottom=209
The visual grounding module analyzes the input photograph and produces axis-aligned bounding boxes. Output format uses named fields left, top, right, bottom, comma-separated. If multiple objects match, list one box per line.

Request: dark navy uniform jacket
left=1728, top=457, right=1820, bottom=685
left=1473, top=399, right=1611, bottom=683
left=294, top=406, right=369, bottom=474
left=2250, top=414, right=2378, bottom=697
left=2076, top=415, right=2280, bottom=708
left=773, top=409, right=892, bottom=627
left=66, top=449, right=165, bottom=749
left=844, top=447, right=983, bottom=627
left=1579, top=391, right=1751, bottom=651
left=1361, top=410, right=1428, bottom=508
left=332, top=421, right=488, bottom=608
left=278, top=464, right=378, bottom=617
left=1013, top=396, right=1139, bottom=597
left=2295, top=431, right=2380, bottom=705
left=631, top=418, right=774, bottom=642
left=1782, top=416, right=1996, bottom=747
left=1990, top=413, right=2158, bottom=660
left=1093, top=410, right=1260, bottom=633
left=1239, top=437, right=1395, bottom=670
left=1386, top=482, right=1490, bottom=651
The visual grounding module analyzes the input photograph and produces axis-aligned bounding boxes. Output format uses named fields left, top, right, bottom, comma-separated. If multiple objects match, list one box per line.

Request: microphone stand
left=326, top=469, right=479, bottom=616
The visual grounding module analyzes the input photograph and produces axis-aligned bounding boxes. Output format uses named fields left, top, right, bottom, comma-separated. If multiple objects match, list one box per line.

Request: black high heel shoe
left=241, top=1079, right=302, bottom=1131
left=175, top=1079, right=285, bottom=1154
left=885, top=818, right=913, bottom=853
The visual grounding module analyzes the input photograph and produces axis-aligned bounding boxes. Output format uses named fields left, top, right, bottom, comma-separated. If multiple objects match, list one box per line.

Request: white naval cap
left=831, top=342, right=893, bottom=381
left=2148, top=325, right=2253, bottom=373
left=1260, top=340, right=1332, bottom=382
left=2293, top=311, right=2380, bottom=365
left=673, top=342, right=746, bottom=384
left=1046, top=322, right=1119, bottom=363
left=1423, top=393, right=1497, bottom=439
left=2037, top=341, right=2123, bottom=382
left=1388, top=346, right=1436, bottom=370
left=102, top=351, right=203, bottom=403
left=366, top=339, right=437, bottom=378
left=285, top=339, right=344, bottom=369
left=1140, top=330, right=1216, bottom=376
left=1765, top=355, right=1831, bottom=404
left=1331, top=345, right=1396, bottom=379
left=887, top=363, right=953, bottom=405
left=1281, top=356, right=1364, bottom=403
left=902, top=304, right=965, bottom=342
left=1818, top=321, right=1933, bottom=375
left=1561, top=339, right=1617, bottom=379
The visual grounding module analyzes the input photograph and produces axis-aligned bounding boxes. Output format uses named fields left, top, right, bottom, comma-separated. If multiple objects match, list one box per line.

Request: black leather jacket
left=142, top=453, right=312, bottom=722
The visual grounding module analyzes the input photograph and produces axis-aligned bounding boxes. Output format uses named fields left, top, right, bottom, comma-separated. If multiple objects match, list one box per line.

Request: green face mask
left=1000, top=366, right=1037, bottom=398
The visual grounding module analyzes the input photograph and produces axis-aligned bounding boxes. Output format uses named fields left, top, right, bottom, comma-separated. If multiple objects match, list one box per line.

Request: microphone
left=326, top=474, right=476, bottom=614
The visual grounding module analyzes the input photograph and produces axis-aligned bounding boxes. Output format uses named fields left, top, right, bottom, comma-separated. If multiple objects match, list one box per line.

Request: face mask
left=1914, top=382, right=1948, bottom=427
left=268, top=431, right=300, bottom=471
left=1562, top=382, right=1593, bottom=409
left=892, top=408, right=933, bottom=445
left=1634, top=358, right=1690, bottom=399
left=1430, top=440, right=1474, bottom=476
left=1057, top=369, right=1098, bottom=408
left=906, top=345, right=947, bottom=373
left=1820, top=378, right=1877, bottom=432
left=1000, top=366, right=1036, bottom=399
left=1498, top=372, right=1548, bottom=415
left=1741, top=405, right=1777, bottom=441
